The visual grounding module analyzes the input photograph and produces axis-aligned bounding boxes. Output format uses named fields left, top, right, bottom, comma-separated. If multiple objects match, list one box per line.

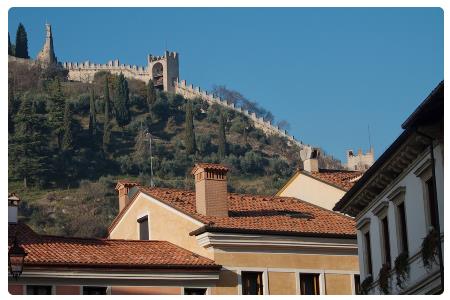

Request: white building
left=334, top=81, right=444, bottom=295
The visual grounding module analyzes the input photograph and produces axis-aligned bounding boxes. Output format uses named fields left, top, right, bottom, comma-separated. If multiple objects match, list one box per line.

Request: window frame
left=25, top=285, right=54, bottom=295
left=299, top=272, right=321, bottom=295
left=414, top=159, right=436, bottom=231
left=357, top=218, right=373, bottom=278
left=183, top=287, right=209, bottom=295
left=237, top=268, right=268, bottom=295
left=82, top=286, right=108, bottom=295
left=372, top=201, right=391, bottom=268
left=388, top=187, right=409, bottom=256
left=137, top=213, right=150, bottom=240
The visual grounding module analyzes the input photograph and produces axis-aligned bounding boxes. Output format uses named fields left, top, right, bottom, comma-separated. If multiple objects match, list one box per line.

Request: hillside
left=8, top=60, right=313, bottom=238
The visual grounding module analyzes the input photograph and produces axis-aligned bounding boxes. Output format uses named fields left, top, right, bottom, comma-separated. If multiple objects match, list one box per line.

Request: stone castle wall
left=63, top=60, right=151, bottom=83
left=174, top=80, right=304, bottom=148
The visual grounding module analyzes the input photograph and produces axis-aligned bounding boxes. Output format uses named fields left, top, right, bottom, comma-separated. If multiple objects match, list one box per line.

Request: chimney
left=115, top=180, right=139, bottom=213
left=302, top=148, right=320, bottom=173
left=191, top=163, right=229, bottom=217
left=8, top=193, right=20, bottom=224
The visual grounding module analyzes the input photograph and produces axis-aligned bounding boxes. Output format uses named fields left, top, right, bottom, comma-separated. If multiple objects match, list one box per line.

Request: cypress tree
left=62, top=101, right=74, bottom=152
left=184, top=101, right=196, bottom=155
left=48, top=78, right=66, bottom=149
left=218, top=113, right=227, bottom=158
left=113, top=74, right=131, bottom=129
left=103, top=76, right=111, bottom=154
left=8, top=33, right=12, bottom=56
left=15, top=23, right=29, bottom=59
left=133, top=125, right=150, bottom=173
left=89, top=88, right=97, bottom=136
left=9, top=97, right=49, bottom=188
left=147, top=79, right=156, bottom=113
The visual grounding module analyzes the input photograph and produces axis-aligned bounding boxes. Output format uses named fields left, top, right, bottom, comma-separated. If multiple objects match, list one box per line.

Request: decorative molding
left=387, top=186, right=406, bottom=204
left=372, top=201, right=389, bottom=217
left=196, top=232, right=357, bottom=253
left=356, top=218, right=371, bottom=230
left=413, top=158, right=432, bottom=178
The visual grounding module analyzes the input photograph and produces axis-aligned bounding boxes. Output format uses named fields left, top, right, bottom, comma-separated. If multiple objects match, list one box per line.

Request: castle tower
left=147, top=51, right=179, bottom=93
left=346, top=147, right=374, bottom=171
left=36, top=23, right=57, bottom=66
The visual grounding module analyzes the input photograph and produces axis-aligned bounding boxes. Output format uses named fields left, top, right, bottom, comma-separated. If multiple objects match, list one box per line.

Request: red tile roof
left=9, top=223, right=219, bottom=270
left=109, top=185, right=356, bottom=238
left=307, top=169, right=363, bottom=191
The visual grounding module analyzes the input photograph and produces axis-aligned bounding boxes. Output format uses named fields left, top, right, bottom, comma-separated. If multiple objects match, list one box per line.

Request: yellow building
left=109, top=163, right=360, bottom=295
left=277, top=154, right=363, bottom=211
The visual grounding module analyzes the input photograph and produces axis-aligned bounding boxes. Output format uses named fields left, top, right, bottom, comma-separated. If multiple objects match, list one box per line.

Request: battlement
left=346, top=147, right=374, bottom=171
left=174, top=79, right=303, bottom=148
left=63, top=60, right=148, bottom=73
left=148, top=51, right=178, bottom=62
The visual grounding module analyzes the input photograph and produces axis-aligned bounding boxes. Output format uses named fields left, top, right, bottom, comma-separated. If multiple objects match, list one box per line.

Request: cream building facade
left=277, top=147, right=363, bottom=211
left=108, top=164, right=360, bottom=295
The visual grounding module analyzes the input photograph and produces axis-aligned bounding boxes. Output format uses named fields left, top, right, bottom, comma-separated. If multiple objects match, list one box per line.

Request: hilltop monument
left=36, top=23, right=57, bottom=66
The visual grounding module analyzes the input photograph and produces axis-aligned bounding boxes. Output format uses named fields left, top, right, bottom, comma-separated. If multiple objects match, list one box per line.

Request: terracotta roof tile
left=191, top=163, right=230, bottom=174
left=109, top=185, right=356, bottom=238
left=307, top=169, right=363, bottom=191
left=9, top=223, right=219, bottom=270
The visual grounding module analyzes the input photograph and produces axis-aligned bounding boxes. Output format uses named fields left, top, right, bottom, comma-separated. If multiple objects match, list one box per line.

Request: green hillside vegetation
left=8, top=61, right=302, bottom=238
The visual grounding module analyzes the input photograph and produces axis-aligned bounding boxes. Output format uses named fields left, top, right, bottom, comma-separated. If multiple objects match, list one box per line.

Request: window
left=426, top=178, right=438, bottom=229
left=300, top=273, right=320, bottom=295
left=397, top=202, right=409, bottom=254
left=184, top=288, right=207, bottom=295
left=381, top=216, right=391, bottom=267
left=82, top=286, right=107, bottom=295
left=354, top=274, right=361, bottom=295
left=137, top=215, right=149, bottom=240
left=241, top=271, right=264, bottom=295
left=364, top=231, right=373, bottom=275
left=26, top=285, right=52, bottom=295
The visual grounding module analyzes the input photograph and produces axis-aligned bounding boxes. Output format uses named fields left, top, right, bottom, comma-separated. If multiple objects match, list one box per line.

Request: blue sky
left=8, top=7, right=443, bottom=162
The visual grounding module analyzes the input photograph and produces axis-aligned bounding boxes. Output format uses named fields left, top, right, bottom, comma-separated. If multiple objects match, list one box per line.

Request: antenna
left=144, top=130, right=155, bottom=188
left=368, top=124, right=372, bottom=150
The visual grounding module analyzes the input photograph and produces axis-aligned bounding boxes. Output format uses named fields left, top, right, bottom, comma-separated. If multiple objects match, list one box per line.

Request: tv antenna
left=144, top=129, right=155, bottom=188
left=368, top=124, right=372, bottom=150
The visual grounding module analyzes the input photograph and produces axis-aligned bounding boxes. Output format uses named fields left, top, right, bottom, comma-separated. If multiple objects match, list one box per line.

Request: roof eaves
left=300, top=170, right=349, bottom=192
left=189, top=225, right=356, bottom=239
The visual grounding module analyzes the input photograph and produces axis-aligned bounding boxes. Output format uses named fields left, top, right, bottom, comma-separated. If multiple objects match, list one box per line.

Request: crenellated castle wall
left=174, top=80, right=304, bottom=148
left=63, top=60, right=151, bottom=83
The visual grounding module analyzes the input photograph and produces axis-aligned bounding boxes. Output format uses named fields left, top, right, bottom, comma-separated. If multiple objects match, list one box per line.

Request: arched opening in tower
left=152, top=63, right=164, bottom=90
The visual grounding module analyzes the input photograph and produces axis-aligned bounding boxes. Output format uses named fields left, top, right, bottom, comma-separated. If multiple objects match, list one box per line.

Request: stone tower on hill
left=36, top=23, right=57, bottom=65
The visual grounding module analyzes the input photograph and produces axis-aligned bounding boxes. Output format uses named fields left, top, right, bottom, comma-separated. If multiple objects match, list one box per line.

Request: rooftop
left=109, top=185, right=356, bottom=238
left=307, top=169, right=363, bottom=191
left=9, top=223, right=219, bottom=270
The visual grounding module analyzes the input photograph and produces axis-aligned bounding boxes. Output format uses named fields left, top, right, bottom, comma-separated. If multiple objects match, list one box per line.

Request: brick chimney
left=191, top=163, right=229, bottom=217
left=8, top=193, right=20, bottom=224
left=115, top=180, right=140, bottom=213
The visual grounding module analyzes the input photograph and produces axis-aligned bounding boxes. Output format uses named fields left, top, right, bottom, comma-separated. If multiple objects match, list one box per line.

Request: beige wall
left=214, top=252, right=358, bottom=270
left=278, top=173, right=346, bottom=210
left=325, top=274, right=353, bottom=295
left=109, top=193, right=212, bottom=259
left=111, top=286, right=181, bottom=295
left=212, top=270, right=239, bottom=295
left=268, top=272, right=297, bottom=295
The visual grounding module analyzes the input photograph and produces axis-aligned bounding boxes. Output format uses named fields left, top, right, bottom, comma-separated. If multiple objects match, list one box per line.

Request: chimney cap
left=115, top=180, right=140, bottom=190
left=191, top=163, right=230, bottom=175
left=8, top=193, right=20, bottom=206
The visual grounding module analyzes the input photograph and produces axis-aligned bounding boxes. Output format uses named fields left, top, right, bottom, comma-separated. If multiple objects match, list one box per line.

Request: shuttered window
left=242, top=271, right=264, bottom=295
